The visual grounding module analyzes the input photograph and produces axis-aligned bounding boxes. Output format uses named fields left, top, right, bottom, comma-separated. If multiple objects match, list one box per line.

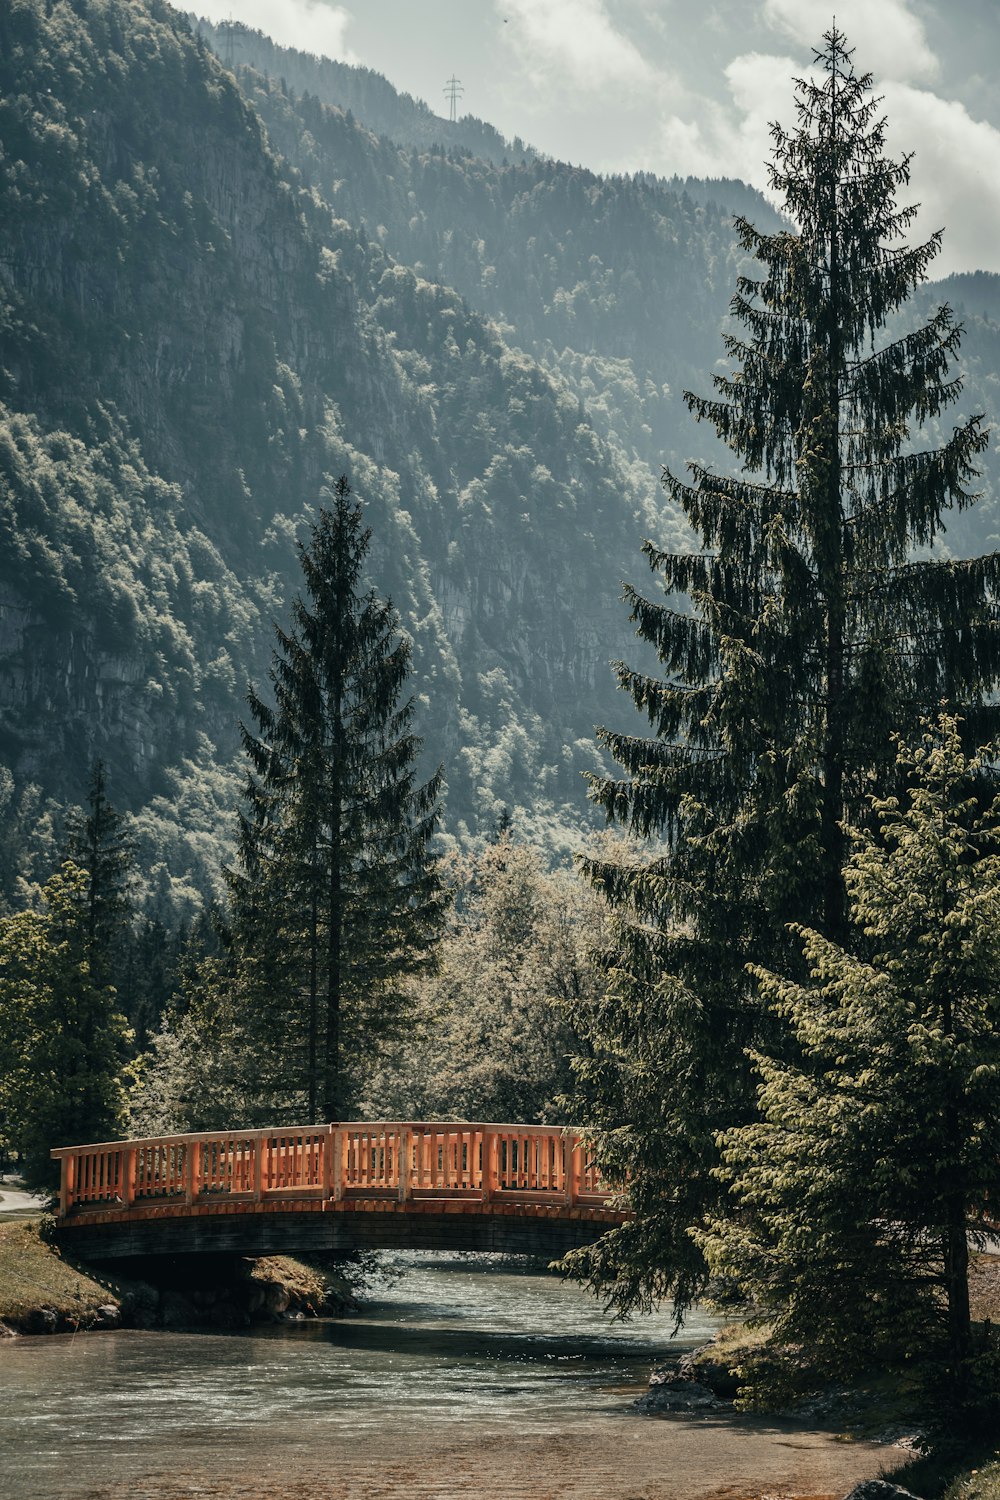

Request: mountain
left=0, top=0, right=671, bottom=911
left=1, top=0, right=997, bottom=922
left=187, top=15, right=534, bottom=166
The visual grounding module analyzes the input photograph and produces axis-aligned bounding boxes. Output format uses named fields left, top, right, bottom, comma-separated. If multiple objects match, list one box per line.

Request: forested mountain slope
left=1, top=0, right=997, bottom=919
left=205, top=26, right=1000, bottom=548
left=187, top=15, right=533, bottom=166
left=0, top=0, right=670, bottom=909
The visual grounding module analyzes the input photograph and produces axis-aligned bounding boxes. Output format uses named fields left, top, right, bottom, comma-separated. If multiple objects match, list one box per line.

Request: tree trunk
left=307, top=882, right=318, bottom=1122
left=820, top=72, right=847, bottom=944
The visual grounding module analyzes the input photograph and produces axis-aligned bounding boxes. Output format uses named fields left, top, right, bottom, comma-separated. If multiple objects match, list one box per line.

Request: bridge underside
left=56, top=1199, right=622, bottom=1261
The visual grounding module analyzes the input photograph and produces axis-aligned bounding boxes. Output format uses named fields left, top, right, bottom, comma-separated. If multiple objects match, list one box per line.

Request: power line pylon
left=221, top=13, right=237, bottom=68
left=443, top=75, right=464, bottom=123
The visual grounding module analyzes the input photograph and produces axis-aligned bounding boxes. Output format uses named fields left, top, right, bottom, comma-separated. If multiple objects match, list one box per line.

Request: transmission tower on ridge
left=443, top=75, right=464, bottom=123
left=221, top=13, right=241, bottom=69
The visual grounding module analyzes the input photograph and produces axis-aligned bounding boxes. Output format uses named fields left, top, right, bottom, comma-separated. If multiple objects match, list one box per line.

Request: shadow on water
left=278, top=1311, right=693, bottom=1367
left=0, top=1251, right=900, bottom=1500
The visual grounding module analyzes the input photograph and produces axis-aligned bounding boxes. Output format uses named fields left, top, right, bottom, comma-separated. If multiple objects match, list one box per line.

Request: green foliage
left=0, top=769, right=63, bottom=912
left=191, top=16, right=532, bottom=165
left=230, top=478, right=448, bottom=1121
left=702, top=717, right=1000, bottom=1423
left=0, top=861, right=130, bottom=1188
left=0, top=403, right=257, bottom=800
left=0, top=0, right=671, bottom=868
left=64, top=761, right=134, bottom=986
left=127, top=954, right=258, bottom=1134
left=363, top=832, right=604, bottom=1123
left=4, top=0, right=1000, bottom=996
left=563, top=30, right=1000, bottom=1319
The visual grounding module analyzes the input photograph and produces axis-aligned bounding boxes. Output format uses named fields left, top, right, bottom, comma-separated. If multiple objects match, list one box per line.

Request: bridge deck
left=51, top=1122, right=626, bottom=1258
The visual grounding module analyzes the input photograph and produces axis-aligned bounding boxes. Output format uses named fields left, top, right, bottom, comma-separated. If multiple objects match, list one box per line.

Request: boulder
left=25, top=1306, right=58, bottom=1335
left=262, top=1283, right=290, bottom=1317
left=677, top=1346, right=741, bottom=1399
left=94, top=1304, right=121, bottom=1330
left=843, top=1483, right=923, bottom=1500
left=159, top=1291, right=198, bottom=1329
left=634, top=1375, right=720, bottom=1413
left=210, top=1299, right=250, bottom=1330
left=118, top=1280, right=159, bottom=1329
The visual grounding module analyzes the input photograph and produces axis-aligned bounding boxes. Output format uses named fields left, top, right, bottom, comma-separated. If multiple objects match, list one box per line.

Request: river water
left=0, top=1252, right=896, bottom=1500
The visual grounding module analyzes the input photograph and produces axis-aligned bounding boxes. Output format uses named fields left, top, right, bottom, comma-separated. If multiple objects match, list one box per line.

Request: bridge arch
left=51, top=1122, right=626, bottom=1260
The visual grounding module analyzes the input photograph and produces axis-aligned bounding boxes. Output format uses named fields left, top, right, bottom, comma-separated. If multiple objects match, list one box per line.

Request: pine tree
left=0, top=863, right=130, bottom=1190
left=231, top=477, right=447, bottom=1121
left=566, top=30, right=1000, bottom=1316
left=701, top=716, right=1000, bottom=1415
left=65, top=761, right=134, bottom=991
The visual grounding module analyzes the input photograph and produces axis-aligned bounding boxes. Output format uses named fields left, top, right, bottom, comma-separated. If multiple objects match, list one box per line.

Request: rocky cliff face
left=0, top=0, right=656, bottom=870
left=7, top=0, right=995, bottom=893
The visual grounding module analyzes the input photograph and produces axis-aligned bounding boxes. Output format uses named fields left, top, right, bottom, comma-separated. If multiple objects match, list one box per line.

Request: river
left=0, top=1252, right=897, bottom=1500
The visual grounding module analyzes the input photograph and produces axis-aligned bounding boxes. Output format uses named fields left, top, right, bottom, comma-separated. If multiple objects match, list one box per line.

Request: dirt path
left=0, top=1183, right=45, bottom=1215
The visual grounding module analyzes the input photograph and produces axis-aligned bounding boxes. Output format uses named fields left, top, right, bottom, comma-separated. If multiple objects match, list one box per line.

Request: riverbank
left=0, top=1217, right=355, bottom=1335
left=0, top=1250, right=910, bottom=1500
left=633, top=1256, right=1000, bottom=1499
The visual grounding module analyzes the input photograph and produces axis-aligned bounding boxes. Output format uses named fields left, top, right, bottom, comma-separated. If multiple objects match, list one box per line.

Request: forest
left=3, top=0, right=1000, bottom=1483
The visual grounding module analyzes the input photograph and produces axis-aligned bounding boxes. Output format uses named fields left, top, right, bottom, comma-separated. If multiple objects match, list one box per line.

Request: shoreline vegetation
left=635, top=1258, right=1000, bottom=1500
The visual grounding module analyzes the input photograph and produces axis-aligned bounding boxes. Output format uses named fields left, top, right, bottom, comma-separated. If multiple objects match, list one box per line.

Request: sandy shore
left=62, top=1412, right=902, bottom=1500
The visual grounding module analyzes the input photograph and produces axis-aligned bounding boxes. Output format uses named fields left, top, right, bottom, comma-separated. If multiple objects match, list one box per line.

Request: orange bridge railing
left=51, top=1122, right=617, bottom=1221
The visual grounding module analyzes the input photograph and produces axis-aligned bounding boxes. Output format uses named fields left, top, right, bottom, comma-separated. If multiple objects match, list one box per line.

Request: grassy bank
left=0, top=1220, right=122, bottom=1331
left=670, top=1254, right=1000, bottom=1497
left=945, top=1461, right=1000, bottom=1500
left=0, top=1218, right=356, bottom=1334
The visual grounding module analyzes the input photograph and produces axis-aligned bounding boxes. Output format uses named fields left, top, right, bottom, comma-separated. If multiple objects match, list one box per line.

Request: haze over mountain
left=1, top=0, right=998, bottom=922
left=195, top=0, right=1000, bottom=278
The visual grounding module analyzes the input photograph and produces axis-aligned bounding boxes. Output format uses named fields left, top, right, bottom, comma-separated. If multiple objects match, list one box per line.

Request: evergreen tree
left=566, top=30, right=1000, bottom=1316
left=0, top=863, right=130, bottom=1190
left=701, top=717, right=1000, bottom=1417
left=65, top=761, right=134, bottom=991
left=231, top=477, right=447, bottom=1121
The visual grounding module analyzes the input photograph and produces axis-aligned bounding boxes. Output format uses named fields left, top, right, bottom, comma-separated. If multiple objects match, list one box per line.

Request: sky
left=191, top=0, right=1000, bottom=277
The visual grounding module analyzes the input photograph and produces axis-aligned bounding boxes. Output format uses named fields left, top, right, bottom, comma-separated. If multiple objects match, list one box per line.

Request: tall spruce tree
left=566, top=30, right=1000, bottom=1316
left=702, top=717, right=1000, bottom=1411
left=66, top=761, right=134, bottom=991
left=231, top=477, right=447, bottom=1122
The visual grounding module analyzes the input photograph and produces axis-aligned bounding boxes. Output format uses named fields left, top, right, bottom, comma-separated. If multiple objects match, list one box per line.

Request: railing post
left=254, top=1131, right=265, bottom=1204
left=56, top=1154, right=69, bottom=1219
left=397, top=1127, right=411, bottom=1203
left=565, top=1137, right=581, bottom=1207
left=332, top=1128, right=344, bottom=1202
left=324, top=1124, right=336, bottom=1201
left=123, top=1145, right=136, bottom=1208
left=482, top=1130, right=496, bottom=1204
left=185, top=1142, right=201, bottom=1206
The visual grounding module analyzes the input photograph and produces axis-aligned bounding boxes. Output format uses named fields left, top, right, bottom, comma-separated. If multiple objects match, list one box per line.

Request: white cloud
left=762, top=0, right=937, bottom=84
left=650, top=50, right=1000, bottom=277
left=498, top=0, right=655, bottom=92
left=652, top=51, right=798, bottom=190
left=881, top=83, right=1000, bottom=277
left=194, top=0, right=355, bottom=63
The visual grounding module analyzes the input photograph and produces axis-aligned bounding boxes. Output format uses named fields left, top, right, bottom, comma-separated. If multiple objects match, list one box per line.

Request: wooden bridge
left=51, top=1121, right=626, bottom=1261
